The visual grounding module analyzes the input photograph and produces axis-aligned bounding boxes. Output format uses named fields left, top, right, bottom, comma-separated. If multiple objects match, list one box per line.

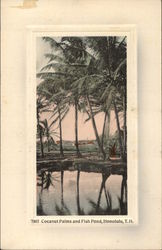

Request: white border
left=26, top=25, right=137, bottom=226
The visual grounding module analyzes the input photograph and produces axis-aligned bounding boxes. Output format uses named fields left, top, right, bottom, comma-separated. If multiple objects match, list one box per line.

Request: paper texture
left=1, top=0, right=161, bottom=249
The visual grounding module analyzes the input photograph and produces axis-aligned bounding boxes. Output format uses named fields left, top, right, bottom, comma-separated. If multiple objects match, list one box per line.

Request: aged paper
left=1, top=0, right=161, bottom=249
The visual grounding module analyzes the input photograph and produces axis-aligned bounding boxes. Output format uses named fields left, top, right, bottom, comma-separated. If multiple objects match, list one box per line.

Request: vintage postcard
left=1, top=0, right=161, bottom=249
left=27, top=25, right=137, bottom=225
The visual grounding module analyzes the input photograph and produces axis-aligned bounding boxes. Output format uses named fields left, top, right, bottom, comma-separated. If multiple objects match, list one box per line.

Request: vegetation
left=37, top=36, right=127, bottom=161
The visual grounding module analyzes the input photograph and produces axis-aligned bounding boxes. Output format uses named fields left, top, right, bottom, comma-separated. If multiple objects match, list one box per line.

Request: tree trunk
left=86, top=95, right=106, bottom=160
left=58, top=105, right=64, bottom=157
left=47, top=134, right=50, bottom=152
left=105, top=111, right=110, bottom=143
left=113, top=100, right=124, bottom=159
left=37, top=108, right=44, bottom=158
left=39, top=128, right=44, bottom=158
left=101, top=112, right=107, bottom=147
left=104, top=111, right=110, bottom=159
left=74, top=100, right=81, bottom=157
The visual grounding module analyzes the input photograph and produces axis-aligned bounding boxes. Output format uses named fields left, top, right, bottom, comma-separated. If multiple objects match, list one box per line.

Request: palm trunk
left=58, top=105, right=64, bottom=157
left=74, top=100, right=81, bottom=157
left=106, top=111, right=110, bottom=142
left=86, top=95, right=106, bottom=160
left=47, top=133, right=50, bottom=152
left=101, top=112, right=107, bottom=147
left=39, top=128, right=44, bottom=158
left=105, top=111, right=110, bottom=158
left=37, top=108, right=44, bottom=158
left=113, top=100, right=124, bottom=160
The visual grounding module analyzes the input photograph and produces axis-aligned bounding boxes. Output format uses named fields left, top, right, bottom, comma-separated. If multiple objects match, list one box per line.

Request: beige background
left=1, top=0, right=161, bottom=249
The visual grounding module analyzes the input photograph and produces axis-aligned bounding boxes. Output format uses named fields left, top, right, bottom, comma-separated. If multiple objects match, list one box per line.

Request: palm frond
left=39, top=119, right=48, bottom=129
left=49, top=105, right=67, bottom=121
left=37, top=72, right=71, bottom=80
left=84, top=109, right=101, bottom=123
left=60, top=107, right=70, bottom=122
left=49, top=106, right=69, bottom=128
left=114, top=58, right=126, bottom=80
left=42, top=37, right=64, bottom=52
left=44, top=53, right=65, bottom=63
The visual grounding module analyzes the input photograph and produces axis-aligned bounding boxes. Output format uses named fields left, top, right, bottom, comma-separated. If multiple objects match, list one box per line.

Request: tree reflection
left=38, top=170, right=59, bottom=190
left=120, top=172, right=127, bottom=214
left=37, top=170, right=59, bottom=215
left=96, top=173, right=110, bottom=212
left=61, top=170, right=64, bottom=208
left=76, top=170, right=84, bottom=215
left=37, top=169, right=128, bottom=215
left=76, top=170, right=81, bottom=214
left=88, top=172, right=127, bottom=215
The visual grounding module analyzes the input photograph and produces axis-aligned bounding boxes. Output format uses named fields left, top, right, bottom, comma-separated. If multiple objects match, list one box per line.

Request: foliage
left=36, top=36, right=127, bottom=160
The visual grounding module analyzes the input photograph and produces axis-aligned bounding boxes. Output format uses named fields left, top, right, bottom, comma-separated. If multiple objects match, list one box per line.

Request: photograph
left=36, top=36, right=127, bottom=216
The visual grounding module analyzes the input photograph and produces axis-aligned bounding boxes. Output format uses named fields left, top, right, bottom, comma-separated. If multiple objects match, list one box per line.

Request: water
left=37, top=170, right=127, bottom=216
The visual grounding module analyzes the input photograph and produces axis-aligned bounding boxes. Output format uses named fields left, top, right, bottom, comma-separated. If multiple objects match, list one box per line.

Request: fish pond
left=37, top=159, right=127, bottom=216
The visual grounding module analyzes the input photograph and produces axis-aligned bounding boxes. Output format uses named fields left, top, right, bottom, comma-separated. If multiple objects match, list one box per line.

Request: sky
left=36, top=37, right=121, bottom=141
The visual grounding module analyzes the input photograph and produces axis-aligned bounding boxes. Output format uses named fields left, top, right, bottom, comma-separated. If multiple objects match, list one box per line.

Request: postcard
left=1, top=1, right=161, bottom=249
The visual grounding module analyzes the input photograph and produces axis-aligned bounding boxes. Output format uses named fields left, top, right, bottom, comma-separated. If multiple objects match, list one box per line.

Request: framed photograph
left=26, top=25, right=137, bottom=225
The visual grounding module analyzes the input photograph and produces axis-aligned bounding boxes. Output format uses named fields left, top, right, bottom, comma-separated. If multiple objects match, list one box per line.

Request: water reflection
left=37, top=168, right=127, bottom=216
left=120, top=173, right=127, bottom=215
left=96, top=173, right=110, bottom=212
left=61, top=170, right=64, bottom=208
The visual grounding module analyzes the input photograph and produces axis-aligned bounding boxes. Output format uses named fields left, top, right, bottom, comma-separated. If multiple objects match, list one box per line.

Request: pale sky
left=36, top=37, right=121, bottom=141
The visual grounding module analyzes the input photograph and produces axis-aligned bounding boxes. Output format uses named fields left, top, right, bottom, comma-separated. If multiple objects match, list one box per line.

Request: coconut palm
left=38, top=37, right=90, bottom=157
left=82, top=36, right=127, bottom=160
left=66, top=36, right=127, bottom=160
left=37, top=97, right=47, bottom=157
left=37, top=36, right=127, bottom=160
left=71, top=74, right=107, bottom=159
left=39, top=118, right=58, bottom=152
left=37, top=77, right=70, bottom=157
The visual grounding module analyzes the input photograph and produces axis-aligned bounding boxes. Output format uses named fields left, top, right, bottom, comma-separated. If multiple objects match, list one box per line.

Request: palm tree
left=82, top=36, right=127, bottom=160
left=37, top=77, right=69, bottom=157
left=37, top=97, right=46, bottom=157
left=71, top=74, right=107, bottom=159
left=37, top=36, right=127, bottom=160
left=63, top=36, right=127, bottom=160
left=86, top=95, right=106, bottom=159
left=97, top=110, right=111, bottom=159
left=38, top=37, right=89, bottom=157
left=39, top=118, right=58, bottom=152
